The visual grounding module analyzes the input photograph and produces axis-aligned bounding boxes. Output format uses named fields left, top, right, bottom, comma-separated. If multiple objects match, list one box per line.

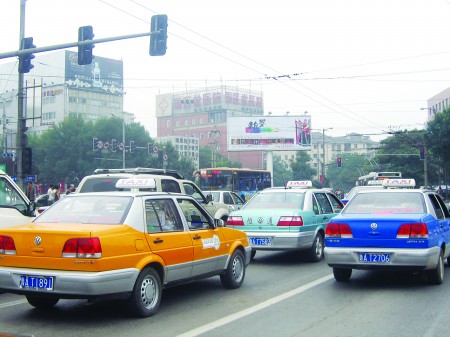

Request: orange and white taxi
left=0, top=178, right=251, bottom=317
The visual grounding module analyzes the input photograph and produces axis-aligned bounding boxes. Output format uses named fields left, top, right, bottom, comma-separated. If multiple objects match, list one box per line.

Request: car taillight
left=397, top=223, right=428, bottom=239
left=227, top=216, right=244, bottom=226
left=62, top=238, right=102, bottom=258
left=0, top=235, right=16, bottom=255
left=325, top=223, right=353, bottom=238
left=277, top=216, right=303, bottom=226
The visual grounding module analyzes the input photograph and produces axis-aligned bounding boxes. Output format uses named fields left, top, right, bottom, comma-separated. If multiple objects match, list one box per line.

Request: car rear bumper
left=0, top=267, right=139, bottom=297
left=324, top=246, right=441, bottom=270
left=246, top=231, right=315, bottom=251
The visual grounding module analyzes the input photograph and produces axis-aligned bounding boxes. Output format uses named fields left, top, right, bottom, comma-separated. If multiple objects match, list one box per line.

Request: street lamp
left=322, top=127, right=333, bottom=184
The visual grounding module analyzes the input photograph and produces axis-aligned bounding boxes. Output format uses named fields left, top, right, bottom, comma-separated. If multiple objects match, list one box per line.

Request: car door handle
left=322, top=216, right=328, bottom=220
left=153, top=239, right=163, bottom=244
left=193, top=235, right=201, bottom=240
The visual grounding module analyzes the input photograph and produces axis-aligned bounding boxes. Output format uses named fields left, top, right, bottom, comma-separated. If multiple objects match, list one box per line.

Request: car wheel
left=333, top=267, right=352, bottom=282
left=428, top=249, right=444, bottom=285
left=306, top=233, right=324, bottom=262
left=26, top=295, right=59, bottom=309
left=220, top=249, right=246, bottom=289
left=127, top=267, right=162, bottom=317
left=251, top=249, right=256, bottom=260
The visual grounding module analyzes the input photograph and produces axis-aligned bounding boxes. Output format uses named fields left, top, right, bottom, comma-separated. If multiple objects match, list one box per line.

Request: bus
left=356, top=171, right=402, bottom=186
left=193, top=167, right=272, bottom=201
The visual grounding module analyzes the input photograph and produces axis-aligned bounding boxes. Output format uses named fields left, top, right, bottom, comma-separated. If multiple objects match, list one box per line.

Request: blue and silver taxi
left=324, top=179, right=450, bottom=284
left=227, top=181, right=344, bottom=261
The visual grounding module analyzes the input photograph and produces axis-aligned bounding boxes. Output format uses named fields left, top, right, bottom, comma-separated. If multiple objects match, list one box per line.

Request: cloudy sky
left=1, top=0, right=450, bottom=140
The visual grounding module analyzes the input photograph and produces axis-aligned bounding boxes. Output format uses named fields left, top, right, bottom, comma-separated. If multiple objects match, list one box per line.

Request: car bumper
left=246, top=231, right=314, bottom=251
left=0, top=267, right=139, bottom=297
left=324, top=246, right=441, bottom=270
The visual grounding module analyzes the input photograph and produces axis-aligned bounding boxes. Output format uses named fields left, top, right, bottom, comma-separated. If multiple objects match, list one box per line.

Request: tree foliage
left=290, top=151, right=316, bottom=182
left=326, top=153, right=372, bottom=192
left=272, top=155, right=292, bottom=186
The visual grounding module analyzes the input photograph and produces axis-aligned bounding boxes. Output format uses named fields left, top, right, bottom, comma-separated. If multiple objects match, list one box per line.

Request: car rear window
left=343, top=192, right=425, bottom=214
left=244, top=191, right=305, bottom=210
left=79, top=177, right=122, bottom=192
left=34, top=195, right=133, bottom=224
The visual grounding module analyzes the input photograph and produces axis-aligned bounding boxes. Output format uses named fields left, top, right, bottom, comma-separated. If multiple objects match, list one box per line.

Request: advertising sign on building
left=64, top=51, right=123, bottom=95
left=227, top=116, right=312, bottom=151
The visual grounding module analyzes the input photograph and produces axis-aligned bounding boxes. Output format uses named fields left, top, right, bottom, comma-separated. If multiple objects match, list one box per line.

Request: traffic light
left=19, top=118, right=28, bottom=147
left=78, top=26, right=95, bottom=65
left=420, top=148, right=425, bottom=160
left=130, top=141, right=136, bottom=153
left=22, top=147, right=32, bottom=175
left=337, top=157, right=342, bottom=168
left=150, top=14, right=168, bottom=56
left=111, top=139, right=117, bottom=152
left=148, top=143, right=152, bottom=154
left=18, top=37, right=35, bottom=73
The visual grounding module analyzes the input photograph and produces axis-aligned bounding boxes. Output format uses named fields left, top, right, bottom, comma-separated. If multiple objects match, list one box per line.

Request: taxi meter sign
left=382, top=179, right=416, bottom=188
left=115, top=178, right=156, bottom=189
left=286, top=180, right=313, bottom=188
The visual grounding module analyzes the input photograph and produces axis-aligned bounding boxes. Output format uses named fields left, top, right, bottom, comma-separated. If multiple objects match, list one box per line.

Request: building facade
left=0, top=50, right=129, bottom=151
left=155, top=86, right=266, bottom=169
left=426, top=86, right=450, bottom=121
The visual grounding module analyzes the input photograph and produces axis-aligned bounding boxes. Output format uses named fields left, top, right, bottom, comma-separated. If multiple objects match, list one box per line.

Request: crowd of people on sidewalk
left=25, top=182, right=76, bottom=205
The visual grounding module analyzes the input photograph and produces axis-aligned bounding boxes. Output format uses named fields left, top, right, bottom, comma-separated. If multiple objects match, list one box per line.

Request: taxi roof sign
left=382, top=179, right=416, bottom=188
left=115, top=178, right=156, bottom=189
left=286, top=180, right=313, bottom=188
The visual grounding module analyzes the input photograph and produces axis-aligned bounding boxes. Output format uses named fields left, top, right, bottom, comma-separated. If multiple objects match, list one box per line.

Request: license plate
left=249, top=237, right=272, bottom=246
left=359, top=253, right=390, bottom=263
left=20, top=275, right=54, bottom=291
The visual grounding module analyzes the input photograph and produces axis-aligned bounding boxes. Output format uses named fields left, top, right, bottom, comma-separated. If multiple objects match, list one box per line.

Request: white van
left=0, top=169, right=35, bottom=228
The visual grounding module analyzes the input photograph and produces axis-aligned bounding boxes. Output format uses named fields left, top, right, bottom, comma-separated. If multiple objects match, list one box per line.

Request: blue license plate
left=250, top=237, right=272, bottom=246
left=359, top=253, right=390, bottom=263
left=20, top=275, right=54, bottom=291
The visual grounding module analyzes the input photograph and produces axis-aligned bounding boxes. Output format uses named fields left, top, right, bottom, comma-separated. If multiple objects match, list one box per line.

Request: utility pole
left=16, top=0, right=26, bottom=187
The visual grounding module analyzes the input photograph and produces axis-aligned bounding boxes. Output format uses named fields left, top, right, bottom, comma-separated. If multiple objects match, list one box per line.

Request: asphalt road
left=1, top=251, right=450, bottom=337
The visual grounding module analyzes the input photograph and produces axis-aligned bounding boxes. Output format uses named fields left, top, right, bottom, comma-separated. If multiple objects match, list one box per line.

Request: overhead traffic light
left=78, top=26, right=95, bottom=65
left=22, top=147, right=32, bottom=175
left=130, top=141, right=136, bottom=153
left=92, top=138, right=100, bottom=151
left=337, top=157, right=342, bottom=168
left=18, top=37, right=36, bottom=73
left=111, top=139, right=117, bottom=152
left=150, top=14, right=168, bottom=56
left=419, top=148, right=425, bottom=160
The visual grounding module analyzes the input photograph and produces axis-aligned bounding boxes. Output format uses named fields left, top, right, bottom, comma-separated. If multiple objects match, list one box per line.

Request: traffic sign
left=3, top=153, right=14, bottom=157
left=118, top=142, right=124, bottom=151
left=153, top=145, right=158, bottom=153
left=163, top=154, right=168, bottom=161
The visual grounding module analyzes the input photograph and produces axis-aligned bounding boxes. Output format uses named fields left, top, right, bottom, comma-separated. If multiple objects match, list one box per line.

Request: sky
left=1, top=0, right=450, bottom=141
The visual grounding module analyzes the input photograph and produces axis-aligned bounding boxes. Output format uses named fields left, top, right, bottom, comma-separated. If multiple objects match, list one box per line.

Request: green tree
left=426, top=108, right=450, bottom=186
left=326, top=154, right=372, bottom=192
left=272, top=155, right=292, bottom=186
left=198, top=146, right=241, bottom=169
left=290, top=151, right=316, bottom=182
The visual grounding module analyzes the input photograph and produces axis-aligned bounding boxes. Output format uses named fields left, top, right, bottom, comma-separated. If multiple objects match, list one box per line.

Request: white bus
left=356, top=172, right=402, bottom=186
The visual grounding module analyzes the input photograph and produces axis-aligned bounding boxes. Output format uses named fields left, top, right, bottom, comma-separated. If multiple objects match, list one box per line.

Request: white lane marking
left=0, top=299, right=28, bottom=309
left=176, top=274, right=334, bottom=337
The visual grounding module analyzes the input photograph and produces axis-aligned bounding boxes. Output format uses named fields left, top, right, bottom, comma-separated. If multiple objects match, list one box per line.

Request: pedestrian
left=47, top=184, right=56, bottom=205
left=53, top=185, right=61, bottom=202
left=66, top=184, right=75, bottom=195
left=26, top=182, right=35, bottom=201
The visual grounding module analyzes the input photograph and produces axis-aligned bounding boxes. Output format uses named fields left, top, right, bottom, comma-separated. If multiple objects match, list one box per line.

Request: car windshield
left=343, top=192, right=426, bottom=214
left=34, top=195, right=133, bottom=224
left=243, top=191, right=305, bottom=210
left=345, top=186, right=384, bottom=200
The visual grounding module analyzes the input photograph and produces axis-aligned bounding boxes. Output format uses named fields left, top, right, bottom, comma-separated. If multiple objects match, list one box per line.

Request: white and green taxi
left=227, top=181, right=344, bottom=261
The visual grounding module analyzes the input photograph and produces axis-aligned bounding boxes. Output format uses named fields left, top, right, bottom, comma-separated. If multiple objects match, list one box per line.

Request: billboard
left=64, top=51, right=124, bottom=95
left=227, top=116, right=311, bottom=151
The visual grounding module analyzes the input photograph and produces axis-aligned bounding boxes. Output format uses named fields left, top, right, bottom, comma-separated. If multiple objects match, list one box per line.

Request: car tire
left=26, top=295, right=59, bottom=309
left=333, top=267, right=352, bottom=282
left=127, top=267, right=162, bottom=317
left=306, top=233, right=324, bottom=262
left=220, top=249, right=246, bottom=289
left=427, top=249, right=444, bottom=285
left=251, top=250, right=256, bottom=260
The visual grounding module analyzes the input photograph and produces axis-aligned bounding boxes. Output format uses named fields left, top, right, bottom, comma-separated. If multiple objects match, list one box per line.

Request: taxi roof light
left=115, top=178, right=156, bottom=189
left=286, top=181, right=313, bottom=189
left=382, top=179, right=416, bottom=188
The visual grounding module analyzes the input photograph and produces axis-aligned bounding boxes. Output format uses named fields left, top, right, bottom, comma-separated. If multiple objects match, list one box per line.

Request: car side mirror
left=214, top=218, right=224, bottom=227
left=206, top=194, right=213, bottom=202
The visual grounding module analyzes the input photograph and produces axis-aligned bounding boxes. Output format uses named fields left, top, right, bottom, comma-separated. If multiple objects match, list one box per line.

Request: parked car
left=325, top=178, right=450, bottom=284
left=227, top=181, right=344, bottom=261
left=208, top=190, right=246, bottom=212
left=0, top=178, right=251, bottom=317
